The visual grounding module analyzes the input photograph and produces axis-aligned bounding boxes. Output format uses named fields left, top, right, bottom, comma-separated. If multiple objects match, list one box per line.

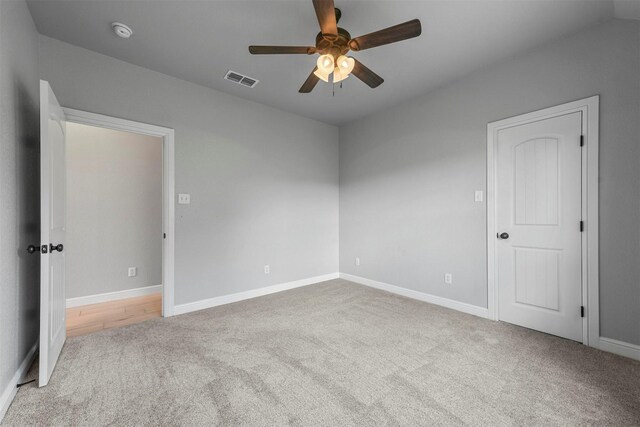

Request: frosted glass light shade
left=314, top=68, right=331, bottom=82
left=317, top=54, right=334, bottom=73
left=337, top=55, right=355, bottom=75
left=333, top=67, right=348, bottom=83
left=314, top=54, right=335, bottom=82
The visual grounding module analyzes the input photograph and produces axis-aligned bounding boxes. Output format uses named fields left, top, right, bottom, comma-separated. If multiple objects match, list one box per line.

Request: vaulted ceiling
left=27, top=0, right=616, bottom=125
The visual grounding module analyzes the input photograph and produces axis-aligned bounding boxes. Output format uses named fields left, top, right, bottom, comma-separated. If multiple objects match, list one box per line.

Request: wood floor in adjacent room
left=66, top=293, right=162, bottom=337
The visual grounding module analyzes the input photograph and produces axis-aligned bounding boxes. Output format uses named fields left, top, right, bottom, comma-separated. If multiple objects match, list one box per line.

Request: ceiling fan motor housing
left=315, top=27, right=351, bottom=58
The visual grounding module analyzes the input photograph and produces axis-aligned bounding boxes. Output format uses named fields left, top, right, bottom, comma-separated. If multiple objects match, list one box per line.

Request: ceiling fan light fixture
left=248, top=1, right=421, bottom=93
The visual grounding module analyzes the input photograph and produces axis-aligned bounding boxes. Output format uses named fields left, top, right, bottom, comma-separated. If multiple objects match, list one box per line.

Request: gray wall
left=66, top=123, right=162, bottom=299
left=339, top=19, right=640, bottom=345
left=38, top=35, right=339, bottom=306
left=0, top=0, right=40, bottom=414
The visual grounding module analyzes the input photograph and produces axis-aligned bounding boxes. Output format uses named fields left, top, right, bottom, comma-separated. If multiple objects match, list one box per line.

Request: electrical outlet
left=128, top=267, right=137, bottom=277
left=178, top=193, right=191, bottom=204
left=444, top=273, right=452, bottom=284
left=355, top=257, right=360, bottom=266
left=264, top=265, right=270, bottom=274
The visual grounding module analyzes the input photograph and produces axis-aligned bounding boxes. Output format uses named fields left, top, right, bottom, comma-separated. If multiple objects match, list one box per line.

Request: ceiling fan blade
left=249, top=46, right=316, bottom=55
left=351, top=59, right=384, bottom=88
left=349, top=19, right=422, bottom=51
left=299, top=67, right=320, bottom=93
left=312, top=0, right=338, bottom=39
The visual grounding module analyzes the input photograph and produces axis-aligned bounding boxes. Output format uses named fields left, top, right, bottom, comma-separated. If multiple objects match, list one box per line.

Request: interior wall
left=38, top=35, right=339, bottom=306
left=66, top=123, right=162, bottom=299
left=339, top=18, right=640, bottom=345
left=0, top=0, right=40, bottom=417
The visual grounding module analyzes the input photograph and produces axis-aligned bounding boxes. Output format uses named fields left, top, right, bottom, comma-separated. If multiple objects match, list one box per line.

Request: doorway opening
left=64, top=122, right=162, bottom=336
left=486, top=96, right=599, bottom=347
left=63, top=109, right=175, bottom=334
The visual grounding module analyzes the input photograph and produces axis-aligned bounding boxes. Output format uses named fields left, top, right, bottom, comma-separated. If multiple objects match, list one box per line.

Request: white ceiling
left=614, top=0, right=640, bottom=20
left=26, top=0, right=615, bottom=125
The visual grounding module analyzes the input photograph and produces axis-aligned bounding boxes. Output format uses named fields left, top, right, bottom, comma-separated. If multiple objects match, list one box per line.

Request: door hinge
left=581, top=306, right=585, bottom=317
left=580, top=221, right=584, bottom=232
left=163, top=233, right=166, bottom=239
left=580, top=135, right=584, bottom=147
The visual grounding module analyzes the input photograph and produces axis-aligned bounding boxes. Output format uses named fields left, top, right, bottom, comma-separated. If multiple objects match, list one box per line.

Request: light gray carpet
left=3, top=279, right=640, bottom=426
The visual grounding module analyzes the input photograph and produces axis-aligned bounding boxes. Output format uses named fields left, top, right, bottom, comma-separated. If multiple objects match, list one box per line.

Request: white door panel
left=496, top=112, right=582, bottom=342
left=39, top=80, right=67, bottom=386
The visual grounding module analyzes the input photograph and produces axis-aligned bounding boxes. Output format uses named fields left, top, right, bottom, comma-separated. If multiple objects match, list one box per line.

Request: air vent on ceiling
left=224, top=70, right=259, bottom=88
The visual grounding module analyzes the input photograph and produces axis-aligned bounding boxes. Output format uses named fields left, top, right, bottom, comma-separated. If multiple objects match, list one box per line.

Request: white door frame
left=486, top=96, right=599, bottom=347
left=62, top=108, right=176, bottom=317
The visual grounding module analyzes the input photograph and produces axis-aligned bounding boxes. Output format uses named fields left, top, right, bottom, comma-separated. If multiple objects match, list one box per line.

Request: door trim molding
left=62, top=108, right=176, bottom=317
left=486, top=96, right=599, bottom=347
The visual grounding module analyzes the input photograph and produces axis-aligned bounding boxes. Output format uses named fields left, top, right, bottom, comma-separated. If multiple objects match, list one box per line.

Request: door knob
left=27, top=245, right=40, bottom=254
left=49, top=243, right=64, bottom=252
left=497, top=232, right=509, bottom=240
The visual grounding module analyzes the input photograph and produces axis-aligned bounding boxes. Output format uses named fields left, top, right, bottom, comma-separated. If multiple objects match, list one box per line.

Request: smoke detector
left=112, top=22, right=133, bottom=39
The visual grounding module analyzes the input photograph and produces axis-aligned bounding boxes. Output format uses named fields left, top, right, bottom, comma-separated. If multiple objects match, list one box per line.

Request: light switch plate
left=474, top=190, right=484, bottom=202
left=178, top=193, right=191, bottom=204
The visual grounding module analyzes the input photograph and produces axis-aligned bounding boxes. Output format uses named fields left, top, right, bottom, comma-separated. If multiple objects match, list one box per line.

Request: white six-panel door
left=39, top=80, right=67, bottom=386
left=496, top=112, right=583, bottom=342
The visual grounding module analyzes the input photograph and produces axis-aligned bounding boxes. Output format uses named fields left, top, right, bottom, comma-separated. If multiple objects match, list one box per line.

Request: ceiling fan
left=248, top=0, right=422, bottom=93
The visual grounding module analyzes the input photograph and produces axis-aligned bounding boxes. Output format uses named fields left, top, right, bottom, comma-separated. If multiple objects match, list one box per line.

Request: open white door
left=39, top=80, right=67, bottom=387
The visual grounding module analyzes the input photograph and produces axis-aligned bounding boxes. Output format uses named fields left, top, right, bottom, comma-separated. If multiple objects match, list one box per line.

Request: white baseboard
left=66, top=285, right=162, bottom=308
left=173, top=273, right=340, bottom=316
left=0, top=341, right=37, bottom=422
left=599, top=337, right=640, bottom=361
left=339, top=273, right=490, bottom=319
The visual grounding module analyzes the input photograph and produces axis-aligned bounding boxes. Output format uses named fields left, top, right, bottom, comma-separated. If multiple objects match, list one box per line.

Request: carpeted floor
left=3, top=279, right=640, bottom=426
